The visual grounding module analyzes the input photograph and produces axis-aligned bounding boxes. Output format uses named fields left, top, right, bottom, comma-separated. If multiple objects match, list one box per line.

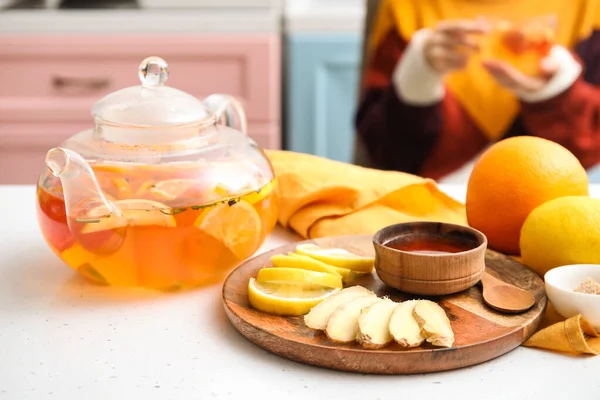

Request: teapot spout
left=45, top=148, right=120, bottom=226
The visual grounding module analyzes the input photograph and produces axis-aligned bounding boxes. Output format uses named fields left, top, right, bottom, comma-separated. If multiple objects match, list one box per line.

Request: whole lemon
left=466, top=136, right=589, bottom=255
left=520, top=196, right=600, bottom=277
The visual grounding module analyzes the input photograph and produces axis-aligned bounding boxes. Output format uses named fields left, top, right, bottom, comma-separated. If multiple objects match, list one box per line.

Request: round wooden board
left=222, top=235, right=547, bottom=375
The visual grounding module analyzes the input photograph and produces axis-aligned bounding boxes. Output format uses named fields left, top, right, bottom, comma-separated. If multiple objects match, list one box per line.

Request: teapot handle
left=203, top=94, right=248, bottom=135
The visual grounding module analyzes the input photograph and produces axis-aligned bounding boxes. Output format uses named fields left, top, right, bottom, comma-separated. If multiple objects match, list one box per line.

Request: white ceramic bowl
left=544, top=264, right=600, bottom=330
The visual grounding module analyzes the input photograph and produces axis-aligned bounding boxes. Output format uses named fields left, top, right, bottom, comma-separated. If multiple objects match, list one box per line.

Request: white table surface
left=1, top=184, right=599, bottom=400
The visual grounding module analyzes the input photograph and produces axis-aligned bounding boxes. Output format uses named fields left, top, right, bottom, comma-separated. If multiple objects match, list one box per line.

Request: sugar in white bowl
left=544, top=264, right=600, bottom=330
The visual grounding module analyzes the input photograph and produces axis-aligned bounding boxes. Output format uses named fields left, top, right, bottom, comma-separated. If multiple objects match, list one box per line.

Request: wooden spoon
left=480, top=271, right=536, bottom=314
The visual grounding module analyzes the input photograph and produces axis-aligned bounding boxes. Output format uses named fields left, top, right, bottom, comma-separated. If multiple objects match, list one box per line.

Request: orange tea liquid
left=36, top=165, right=279, bottom=290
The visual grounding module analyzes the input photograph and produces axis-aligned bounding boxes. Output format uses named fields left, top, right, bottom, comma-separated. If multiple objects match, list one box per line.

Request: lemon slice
left=271, top=253, right=363, bottom=284
left=195, top=200, right=261, bottom=260
left=109, top=177, right=133, bottom=199
left=148, top=179, right=214, bottom=201
left=271, top=254, right=342, bottom=276
left=242, top=179, right=277, bottom=205
left=247, top=278, right=340, bottom=316
left=213, top=178, right=276, bottom=205
left=256, top=267, right=343, bottom=290
left=79, top=199, right=176, bottom=233
left=134, top=180, right=157, bottom=197
left=295, top=243, right=375, bottom=273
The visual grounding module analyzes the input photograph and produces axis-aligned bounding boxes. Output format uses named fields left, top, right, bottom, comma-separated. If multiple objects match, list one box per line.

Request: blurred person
left=355, top=0, right=600, bottom=182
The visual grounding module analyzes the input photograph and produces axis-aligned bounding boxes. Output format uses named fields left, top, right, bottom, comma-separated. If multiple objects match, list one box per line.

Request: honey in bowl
left=383, top=235, right=476, bottom=255
left=372, top=222, right=488, bottom=296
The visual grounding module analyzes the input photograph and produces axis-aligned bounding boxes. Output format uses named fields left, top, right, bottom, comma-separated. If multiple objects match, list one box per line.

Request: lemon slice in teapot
left=147, top=179, right=217, bottom=202
left=79, top=199, right=176, bottom=233
left=194, top=200, right=261, bottom=260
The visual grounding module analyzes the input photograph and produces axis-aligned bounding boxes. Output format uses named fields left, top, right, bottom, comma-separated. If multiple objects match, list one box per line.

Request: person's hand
left=482, top=58, right=559, bottom=93
left=423, top=19, right=489, bottom=74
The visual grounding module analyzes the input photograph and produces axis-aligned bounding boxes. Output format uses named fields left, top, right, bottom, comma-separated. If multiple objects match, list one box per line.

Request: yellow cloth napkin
left=264, top=150, right=467, bottom=238
left=524, top=303, right=600, bottom=355
left=512, top=255, right=600, bottom=355
left=264, top=149, right=600, bottom=356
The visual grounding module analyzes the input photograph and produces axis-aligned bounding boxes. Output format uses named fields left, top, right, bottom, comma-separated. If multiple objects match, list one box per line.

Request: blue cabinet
left=284, top=33, right=363, bottom=163
left=588, top=164, right=600, bottom=183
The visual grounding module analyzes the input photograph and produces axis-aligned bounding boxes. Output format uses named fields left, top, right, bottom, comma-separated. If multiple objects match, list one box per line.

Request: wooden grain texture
left=480, top=270, right=536, bottom=313
left=373, top=222, right=487, bottom=296
left=222, top=235, right=547, bottom=375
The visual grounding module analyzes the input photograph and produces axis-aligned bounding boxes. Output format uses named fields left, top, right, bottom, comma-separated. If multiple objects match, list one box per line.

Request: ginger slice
left=388, top=300, right=425, bottom=348
left=304, top=285, right=375, bottom=330
left=357, top=297, right=398, bottom=349
left=325, top=295, right=381, bottom=343
left=413, top=300, right=455, bottom=348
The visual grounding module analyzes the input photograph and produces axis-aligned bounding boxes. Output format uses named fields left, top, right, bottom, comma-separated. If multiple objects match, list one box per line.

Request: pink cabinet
left=0, top=34, right=281, bottom=184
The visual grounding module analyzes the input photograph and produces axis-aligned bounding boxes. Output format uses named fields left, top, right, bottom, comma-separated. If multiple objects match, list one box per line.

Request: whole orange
left=466, top=136, right=589, bottom=255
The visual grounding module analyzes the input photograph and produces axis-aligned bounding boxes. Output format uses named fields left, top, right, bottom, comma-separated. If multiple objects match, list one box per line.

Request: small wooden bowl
left=372, top=222, right=488, bottom=296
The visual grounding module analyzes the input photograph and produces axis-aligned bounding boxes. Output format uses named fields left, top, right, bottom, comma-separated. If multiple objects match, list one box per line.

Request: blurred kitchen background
left=0, top=0, right=366, bottom=185
left=2, top=0, right=599, bottom=185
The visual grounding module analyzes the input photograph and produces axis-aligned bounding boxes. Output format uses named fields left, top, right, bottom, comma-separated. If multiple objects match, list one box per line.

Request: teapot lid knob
left=138, top=56, right=169, bottom=87
left=91, top=56, right=210, bottom=128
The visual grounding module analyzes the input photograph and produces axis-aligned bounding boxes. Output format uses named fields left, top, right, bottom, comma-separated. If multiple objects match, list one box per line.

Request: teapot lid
left=91, top=57, right=212, bottom=127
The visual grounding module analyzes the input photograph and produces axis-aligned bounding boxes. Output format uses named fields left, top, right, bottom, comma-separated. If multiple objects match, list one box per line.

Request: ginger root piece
left=325, top=295, right=381, bottom=343
left=388, top=300, right=425, bottom=348
left=357, top=297, right=398, bottom=349
left=413, top=300, right=455, bottom=348
left=304, top=285, right=375, bottom=330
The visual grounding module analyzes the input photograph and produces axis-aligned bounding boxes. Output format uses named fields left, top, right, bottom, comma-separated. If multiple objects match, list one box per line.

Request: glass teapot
left=35, top=57, right=279, bottom=291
